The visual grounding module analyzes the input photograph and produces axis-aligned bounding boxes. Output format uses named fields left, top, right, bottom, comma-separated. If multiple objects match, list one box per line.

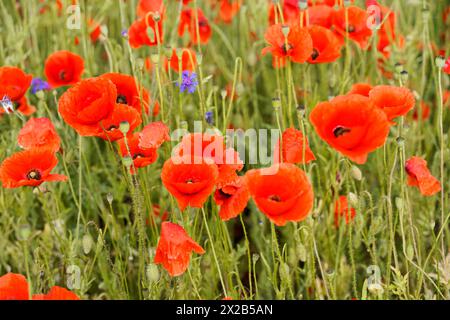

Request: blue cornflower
left=205, top=111, right=214, bottom=125
left=176, top=71, right=198, bottom=94
left=121, top=29, right=128, bottom=38
left=31, top=77, right=51, bottom=94
left=0, top=95, right=14, bottom=114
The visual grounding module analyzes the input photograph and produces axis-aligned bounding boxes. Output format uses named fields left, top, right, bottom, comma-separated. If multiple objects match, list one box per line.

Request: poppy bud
left=82, top=234, right=93, bottom=255
left=152, top=12, right=161, bottom=22
left=164, top=46, right=173, bottom=59
left=348, top=192, right=359, bottom=208
left=350, top=165, right=362, bottom=181
left=106, top=192, right=113, bottom=204
left=297, top=104, right=305, bottom=117
left=396, top=136, right=405, bottom=148
left=394, top=63, right=403, bottom=74
left=296, top=243, right=307, bottom=262
left=368, top=282, right=384, bottom=295
left=400, top=70, right=409, bottom=82
left=16, top=224, right=31, bottom=241
left=221, top=90, right=228, bottom=99
left=395, top=197, right=404, bottom=211
left=146, top=264, right=160, bottom=283
left=36, top=90, right=45, bottom=100
left=252, top=253, right=260, bottom=262
left=150, top=54, right=160, bottom=65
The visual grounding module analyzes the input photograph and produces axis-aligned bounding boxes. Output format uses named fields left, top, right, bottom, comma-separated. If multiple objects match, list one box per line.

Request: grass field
left=0, top=0, right=450, bottom=300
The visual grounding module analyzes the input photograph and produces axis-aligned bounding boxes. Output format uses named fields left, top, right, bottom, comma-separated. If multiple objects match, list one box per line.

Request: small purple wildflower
left=176, top=71, right=198, bottom=94
left=205, top=111, right=214, bottom=125
left=0, top=95, right=14, bottom=114
left=31, top=77, right=51, bottom=94
left=121, top=29, right=129, bottom=38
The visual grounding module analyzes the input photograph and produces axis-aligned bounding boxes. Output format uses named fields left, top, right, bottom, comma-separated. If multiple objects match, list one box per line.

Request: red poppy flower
left=268, top=0, right=299, bottom=25
left=332, top=6, right=372, bottom=49
left=307, top=25, right=342, bottom=64
left=161, top=155, right=219, bottom=211
left=305, top=5, right=334, bottom=28
left=369, top=85, right=416, bottom=121
left=245, top=163, right=314, bottom=226
left=154, top=222, right=205, bottom=277
left=412, top=101, right=431, bottom=121
left=405, top=157, right=441, bottom=196
left=58, top=77, right=117, bottom=136
left=348, top=83, right=373, bottom=97
left=136, top=0, right=165, bottom=19
left=178, top=9, right=212, bottom=44
left=89, top=19, right=101, bottom=43
left=32, top=286, right=80, bottom=300
left=444, top=57, right=450, bottom=74
left=214, top=176, right=250, bottom=221
left=165, top=48, right=197, bottom=72
left=334, top=195, right=356, bottom=227
left=44, top=50, right=84, bottom=88
left=376, top=6, right=397, bottom=56
left=17, top=118, right=61, bottom=153
left=216, top=0, right=241, bottom=24
left=174, top=133, right=243, bottom=188
left=117, top=132, right=158, bottom=174
left=128, top=16, right=163, bottom=49
left=0, top=148, right=67, bottom=188
left=0, top=273, right=29, bottom=300
left=96, top=104, right=142, bottom=141
left=262, top=23, right=313, bottom=67
left=310, top=94, right=390, bottom=164
left=275, top=127, right=315, bottom=164
left=99, top=73, right=151, bottom=114
left=139, top=121, right=170, bottom=149
left=0, top=66, right=32, bottom=101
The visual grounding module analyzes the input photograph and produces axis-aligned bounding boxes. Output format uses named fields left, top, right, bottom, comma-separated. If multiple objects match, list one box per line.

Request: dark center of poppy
left=14, top=101, right=21, bottom=108
left=107, top=125, right=118, bottom=132
left=311, top=48, right=320, bottom=61
left=27, top=169, right=42, bottom=181
left=186, top=179, right=194, bottom=184
left=59, top=70, right=66, bottom=80
left=347, top=25, right=356, bottom=33
left=269, top=195, right=281, bottom=202
left=333, top=126, right=351, bottom=138
left=198, top=20, right=208, bottom=27
left=133, top=153, right=144, bottom=160
left=281, top=43, right=293, bottom=54
left=218, top=189, right=232, bottom=199
left=117, top=94, right=128, bottom=104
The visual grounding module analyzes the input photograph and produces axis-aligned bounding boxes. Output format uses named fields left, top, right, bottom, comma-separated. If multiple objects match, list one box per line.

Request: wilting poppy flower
left=405, top=157, right=441, bottom=196
left=44, top=50, right=84, bottom=88
left=154, top=222, right=205, bottom=277
left=348, top=83, right=373, bottom=97
left=178, top=9, right=212, bottom=44
left=166, top=48, right=197, bottom=72
left=307, top=25, right=342, bottom=64
left=0, top=148, right=67, bottom=188
left=136, top=0, right=165, bottom=18
left=334, top=195, right=356, bottom=227
left=275, top=128, right=315, bottom=164
left=128, top=16, right=163, bottom=49
left=96, top=104, right=142, bottom=141
left=118, top=132, right=158, bottom=173
left=58, top=77, right=117, bottom=136
left=161, top=155, right=219, bottom=211
left=262, top=23, right=313, bottom=67
left=245, top=163, right=314, bottom=226
left=99, top=73, right=151, bottom=114
left=0, top=273, right=29, bottom=300
left=214, top=176, right=250, bottom=221
left=17, top=118, right=61, bottom=153
left=32, top=287, right=80, bottom=300
left=0, top=66, right=32, bottom=101
left=369, top=85, right=415, bottom=121
left=139, top=121, right=170, bottom=149
left=444, top=57, right=450, bottom=74
left=216, top=0, right=241, bottom=24
left=332, top=6, right=372, bottom=49
left=310, top=94, right=390, bottom=164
